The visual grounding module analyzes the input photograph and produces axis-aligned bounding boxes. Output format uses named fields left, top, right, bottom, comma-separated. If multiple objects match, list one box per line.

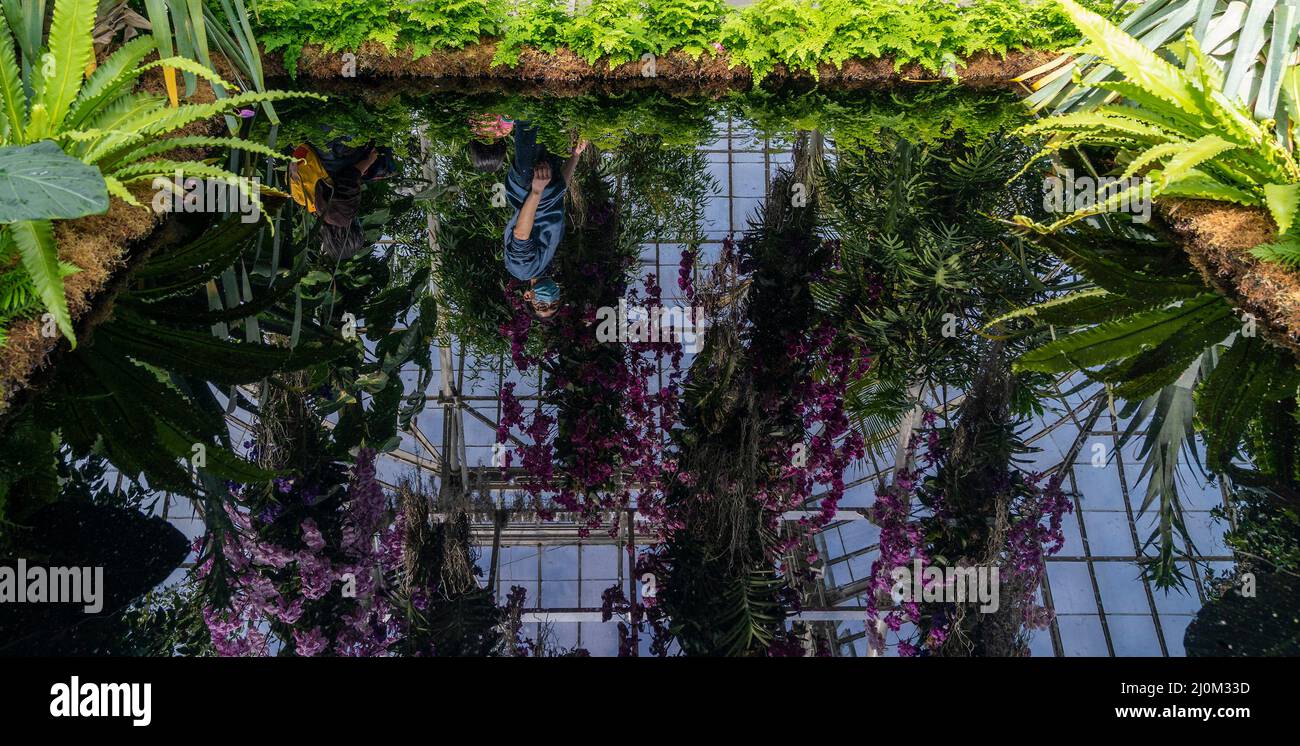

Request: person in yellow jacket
left=289, top=139, right=395, bottom=261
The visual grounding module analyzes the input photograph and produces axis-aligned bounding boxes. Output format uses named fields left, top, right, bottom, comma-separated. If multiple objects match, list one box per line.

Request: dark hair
left=468, top=139, right=507, bottom=172
left=321, top=220, right=366, bottom=261
left=524, top=304, right=560, bottom=324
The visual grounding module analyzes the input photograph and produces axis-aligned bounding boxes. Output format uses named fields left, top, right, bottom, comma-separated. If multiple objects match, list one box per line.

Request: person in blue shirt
left=473, top=120, right=587, bottom=319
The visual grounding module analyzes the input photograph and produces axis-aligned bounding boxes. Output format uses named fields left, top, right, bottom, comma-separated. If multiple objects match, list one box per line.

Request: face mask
left=532, top=278, right=560, bottom=305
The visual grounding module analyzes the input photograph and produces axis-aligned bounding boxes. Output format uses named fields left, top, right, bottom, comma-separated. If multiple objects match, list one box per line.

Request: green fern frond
left=1250, top=239, right=1300, bottom=268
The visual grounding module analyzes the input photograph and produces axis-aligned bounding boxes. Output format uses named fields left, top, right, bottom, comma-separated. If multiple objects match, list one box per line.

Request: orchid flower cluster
left=497, top=222, right=879, bottom=654
left=638, top=229, right=874, bottom=656
left=866, top=414, right=1071, bottom=656
left=599, top=552, right=673, bottom=657
left=198, top=449, right=405, bottom=657
left=689, top=233, right=870, bottom=548
left=865, top=420, right=939, bottom=655
left=774, top=323, right=869, bottom=536
left=494, top=246, right=698, bottom=536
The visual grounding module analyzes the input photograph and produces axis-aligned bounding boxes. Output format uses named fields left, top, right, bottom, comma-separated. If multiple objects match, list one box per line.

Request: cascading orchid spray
left=200, top=449, right=405, bottom=657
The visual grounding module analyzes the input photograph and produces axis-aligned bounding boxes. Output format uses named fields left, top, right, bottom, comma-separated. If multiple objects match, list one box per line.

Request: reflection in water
left=290, top=138, right=398, bottom=261
left=1, top=87, right=1291, bottom=657
left=492, top=120, right=585, bottom=319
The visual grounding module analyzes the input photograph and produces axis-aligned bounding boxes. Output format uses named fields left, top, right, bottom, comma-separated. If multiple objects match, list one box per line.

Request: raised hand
left=531, top=160, right=552, bottom=194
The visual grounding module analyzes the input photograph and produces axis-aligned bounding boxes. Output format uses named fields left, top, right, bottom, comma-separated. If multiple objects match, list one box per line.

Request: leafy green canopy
left=0, top=0, right=316, bottom=346
left=1027, top=0, right=1300, bottom=129
left=815, top=128, right=1061, bottom=459
left=370, top=83, right=1027, bottom=358
left=491, top=0, right=572, bottom=67
left=393, top=83, right=1026, bottom=159
left=721, top=0, right=1113, bottom=81
left=1013, top=0, right=1300, bottom=259
left=738, top=87, right=1030, bottom=152
left=256, top=0, right=509, bottom=73
left=253, top=0, right=1107, bottom=78
left=520, top=0, right=726, bottom=68
left=990, top=221, right=1300, bottom=588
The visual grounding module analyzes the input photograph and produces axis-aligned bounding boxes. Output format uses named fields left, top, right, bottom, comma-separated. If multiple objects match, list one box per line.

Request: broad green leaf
left=1263, top=182, right=1300, bottom=234
left=1121, top=141, right=1190, bottom=180
left=64, top=36, right=157, bottom=129
left=10, top=218, right=75, bottom=345
left=1282, top=63, right=1300, bottom=142
left=1254, top=0, right=1300, bottom=119
left=1158, top=168, right=1259, bottom=204
left=1196, top=334, right=1297, bottom=470
left=1156, top=134, right=1239, bottom=188
left=0, top=140, right=107, bottom=222
left=98, top=310, right=350, bottom=384
left=1038, top=233, right=1205, bottom=300
left=114, top=135, right=284, bottom=167
left=1015, top=293, right=1224, bottom=373
left=1102, top=302, right=1237, bottom=399
left=142, top=0, right=176, bottom=60
left=1019, top=110, right=1174, bottom=142
left=988, top=288, right=1168, bottom=330
left=32, top=0, right=97, bottom=138
left=1060, top=0, right=1198, bottom=111
left=0, top=21, right=27, bottom=142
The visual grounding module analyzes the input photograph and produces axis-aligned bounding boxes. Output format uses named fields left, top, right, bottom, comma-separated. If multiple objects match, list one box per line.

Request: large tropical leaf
left=113, top=134, right=283, bottom=168
left=63, top=35, right=158, bottom=129
left=989, top=288, right=1166, bottom=329
left=97, top=313, right=351, bottom=385
left=1015, top=293, right=1225, bottom=373
left=1119, top=364, right=1204, bottom=590
left=54, top=348, right=272, bottom=493
left=131, top=211, right=259, bottom=283
left=1196, top=333, right=1300, bottom=470
left=30, top=0, right=97, bottom=139
left=1097, top=297, right=1237, bottom=399
left=1058, top=0, right=1200, bottom=111
left=9, top=217, right=75, bottom=344
left=0, top=19, right=27, bottom=142
left=1016, top=2, right=1300, bottom=244
left=1032, top=0, right=1300, bottom=128
left=1039, top=231, right=1206, bottom=298
left=1264, top=181, right=1300, bottom=234
left=1153, top=133, right=1239, bottom=187
left=0, top=140, right=107, bottom=222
